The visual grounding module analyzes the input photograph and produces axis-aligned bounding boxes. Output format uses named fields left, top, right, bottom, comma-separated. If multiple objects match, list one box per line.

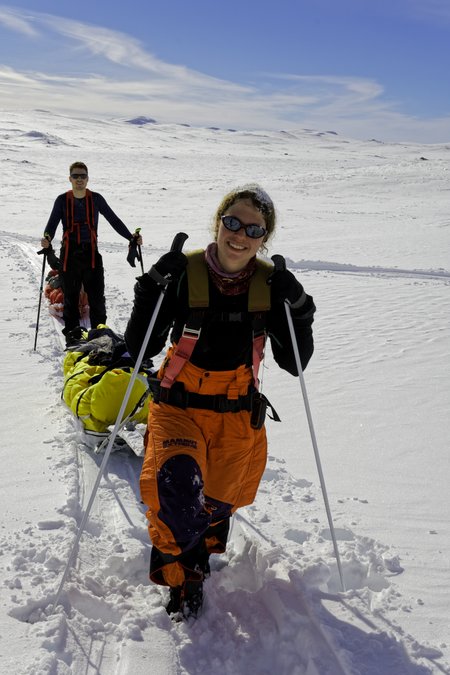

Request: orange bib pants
left=140, top=355, right=267, bottom=586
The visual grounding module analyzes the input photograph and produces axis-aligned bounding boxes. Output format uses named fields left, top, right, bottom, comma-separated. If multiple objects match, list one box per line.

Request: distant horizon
left=1, top=1, right=450, bottom=144
left=5, top=108, right=449, bottom=148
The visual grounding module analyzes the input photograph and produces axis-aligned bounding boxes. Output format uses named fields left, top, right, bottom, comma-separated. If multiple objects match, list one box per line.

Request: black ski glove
left=267, top=267, right=306, bottom=308
left=148, top=250, right=188, bottom=287
left=37, top=241, right=60, bottom=271
left=37, top=232, right=52, bottom=257
left=127, top=236, right=142, bottom=268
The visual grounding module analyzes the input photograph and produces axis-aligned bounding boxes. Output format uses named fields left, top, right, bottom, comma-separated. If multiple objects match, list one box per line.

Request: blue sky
left=1, top=0, right=449, bottom=142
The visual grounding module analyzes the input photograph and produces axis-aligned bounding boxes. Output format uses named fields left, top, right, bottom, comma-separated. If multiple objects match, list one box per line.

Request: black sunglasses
left=70, top=173, right=88, bottom=179
left=221, top=215, right=266, bottom=239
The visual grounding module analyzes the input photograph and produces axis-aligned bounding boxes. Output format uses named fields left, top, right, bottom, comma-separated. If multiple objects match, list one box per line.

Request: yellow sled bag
left=62, top=326, right=153, bottom=435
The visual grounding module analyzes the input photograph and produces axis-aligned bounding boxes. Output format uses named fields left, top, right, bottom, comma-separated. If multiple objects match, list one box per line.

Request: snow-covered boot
left=181, top=579, right=203, bottom=618
left=166, top=579, right=204, bottom=619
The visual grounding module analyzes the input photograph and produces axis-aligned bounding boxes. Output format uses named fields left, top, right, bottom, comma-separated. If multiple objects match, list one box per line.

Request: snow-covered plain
left=1, top=109, right=449, bottom=674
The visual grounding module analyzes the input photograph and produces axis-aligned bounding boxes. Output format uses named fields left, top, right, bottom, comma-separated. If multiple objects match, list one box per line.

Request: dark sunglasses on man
left=221, top=215, right=266, bottom=239
left=70, top=173, right=88, bottom=179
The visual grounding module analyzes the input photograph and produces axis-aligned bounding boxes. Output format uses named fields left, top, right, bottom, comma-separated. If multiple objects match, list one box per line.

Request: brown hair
left=212, top=184, right=276, bottom=254
left=69, top=161, right=88, bottom=174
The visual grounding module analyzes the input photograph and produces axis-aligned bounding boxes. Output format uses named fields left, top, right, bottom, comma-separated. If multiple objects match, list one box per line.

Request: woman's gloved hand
left=148, top=251, right=188, bottom=286
left=267, top=257, right=306, bottom=308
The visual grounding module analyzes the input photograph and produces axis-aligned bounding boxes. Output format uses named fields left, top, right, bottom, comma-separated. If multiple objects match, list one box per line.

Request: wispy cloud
left=265, top=74, right=387, bottom=115
left=12, top=9, right=253, bottom=94
left=0, top=6, right=38, bottom=36
left=312, top=0, right=450, bottom=24
left=409, top=0, right=450, bottom=22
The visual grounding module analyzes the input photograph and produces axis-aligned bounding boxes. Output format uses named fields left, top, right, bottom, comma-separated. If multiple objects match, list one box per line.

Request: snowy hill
left=1, top=109, right=449, bottom=674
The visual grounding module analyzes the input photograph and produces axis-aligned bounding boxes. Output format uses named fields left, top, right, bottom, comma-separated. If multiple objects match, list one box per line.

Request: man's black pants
left=60, top=247, right=106, bottom=331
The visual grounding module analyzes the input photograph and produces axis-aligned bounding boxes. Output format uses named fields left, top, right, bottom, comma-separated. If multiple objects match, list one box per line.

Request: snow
left=1, top=108, right=449, bottom=674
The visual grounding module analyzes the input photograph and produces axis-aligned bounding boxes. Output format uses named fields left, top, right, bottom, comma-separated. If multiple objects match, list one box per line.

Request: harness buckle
left=182, top=326, right=201, bottom=340
left=213, top=395, right=229, bottom=413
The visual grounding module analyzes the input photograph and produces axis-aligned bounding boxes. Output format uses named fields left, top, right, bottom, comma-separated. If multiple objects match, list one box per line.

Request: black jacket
left=44, top=191, right=132, bottom=245
left=125, top=268, right=315, bottom=376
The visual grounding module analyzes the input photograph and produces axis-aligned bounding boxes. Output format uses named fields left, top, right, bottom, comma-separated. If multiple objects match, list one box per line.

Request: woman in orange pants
left=125, top=185, right=315, bottom=618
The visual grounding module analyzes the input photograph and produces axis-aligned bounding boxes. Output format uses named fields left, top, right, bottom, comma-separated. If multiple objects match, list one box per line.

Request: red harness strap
left=252, top=332, right=266, bottom=390
left=62, top=190, right=97, bottom=271
left=159, top=325, right=202, bottom=390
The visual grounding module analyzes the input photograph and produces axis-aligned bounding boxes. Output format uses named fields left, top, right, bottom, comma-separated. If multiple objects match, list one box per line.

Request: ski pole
left=138, top=245, right=144, bottom=275
left=33, top=234, right=50, bottom=351
left=136, top=227, right=144, bottom=275
left=51, top=232, right=189, bottom=612
left=272, top=254, right=346, bottom=592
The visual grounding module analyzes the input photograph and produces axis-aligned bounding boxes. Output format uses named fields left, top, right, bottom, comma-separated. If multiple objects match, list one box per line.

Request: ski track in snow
left=0, top=236, right=444, bottom=675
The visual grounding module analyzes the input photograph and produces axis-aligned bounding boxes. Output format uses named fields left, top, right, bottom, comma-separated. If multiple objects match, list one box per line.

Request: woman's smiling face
left=216, top=198, right=266, bottom=273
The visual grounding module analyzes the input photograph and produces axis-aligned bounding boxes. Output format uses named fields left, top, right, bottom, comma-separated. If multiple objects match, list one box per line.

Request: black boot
left=63, top=325, right=87, bottom=347
left=166, top=586, right=182, bottom=615
left=166, top=579, right=203, bottom=619
left=181, top=579, right=203, bottom=618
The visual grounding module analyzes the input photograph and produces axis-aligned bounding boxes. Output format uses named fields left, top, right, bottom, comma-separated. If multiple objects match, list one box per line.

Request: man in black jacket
left=40, top=162, right=142, bottom=342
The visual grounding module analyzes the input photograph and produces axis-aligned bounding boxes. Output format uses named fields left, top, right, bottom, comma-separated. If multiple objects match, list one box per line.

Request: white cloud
left=15, top=10, right=253, bottom=95
left=266, top=74, right=387, bottom=114
left=0, top=6, right=38, bottom=37
left=409, top=0, right=450, bottom=22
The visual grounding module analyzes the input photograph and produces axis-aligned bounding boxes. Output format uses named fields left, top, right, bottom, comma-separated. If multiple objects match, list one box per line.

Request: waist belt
left=70, top=242, right=93, bottom=251
left=149, top=378, right=254, bottom=413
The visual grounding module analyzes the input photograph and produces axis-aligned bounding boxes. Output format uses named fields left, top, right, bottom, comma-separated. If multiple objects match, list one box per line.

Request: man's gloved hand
left=133, top=232, right=143, bottom=246
left=127, top=230, right=143, bottom=268
left=37, top=233, right=52, bottom=256
left=267, top=266, right=306, bottom=308
left=148, top=251, right=188, bottom=286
